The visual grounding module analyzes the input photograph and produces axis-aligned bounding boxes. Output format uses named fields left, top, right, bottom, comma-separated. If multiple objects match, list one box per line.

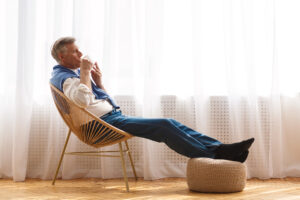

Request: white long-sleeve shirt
left=62, top=75, right=114, bottom=118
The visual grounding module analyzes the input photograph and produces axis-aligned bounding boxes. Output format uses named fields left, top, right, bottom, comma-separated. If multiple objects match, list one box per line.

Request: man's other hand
left=91, top=62, right=105, bottom=90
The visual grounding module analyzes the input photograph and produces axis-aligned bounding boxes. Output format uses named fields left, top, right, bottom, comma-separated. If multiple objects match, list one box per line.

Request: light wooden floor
left=0, top=178, right=300, bottom=200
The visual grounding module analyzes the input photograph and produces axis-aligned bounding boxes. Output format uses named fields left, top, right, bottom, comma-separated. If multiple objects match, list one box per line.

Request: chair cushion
left=186, top=158, right=246, bottom=193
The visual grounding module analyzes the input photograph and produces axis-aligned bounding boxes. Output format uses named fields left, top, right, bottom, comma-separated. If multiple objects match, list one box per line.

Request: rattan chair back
left=50, top=84, right=132, bottom=148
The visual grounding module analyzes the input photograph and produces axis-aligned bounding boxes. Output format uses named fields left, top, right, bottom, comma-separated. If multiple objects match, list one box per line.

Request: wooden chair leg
left=125, top=140, right=137, bottom=180
left=119, top=142, right=129, bottom=192
left=52, top=128, right=72, bottom=185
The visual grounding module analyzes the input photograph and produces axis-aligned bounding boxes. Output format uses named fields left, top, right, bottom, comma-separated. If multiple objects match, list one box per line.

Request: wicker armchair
left=50, top=83, right=137, bottom=191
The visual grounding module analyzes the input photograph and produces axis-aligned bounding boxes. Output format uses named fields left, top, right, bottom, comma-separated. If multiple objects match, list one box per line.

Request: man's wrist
left=80, top=70, right=92, bottom=90
left=80, top=69, right=90, bottom=76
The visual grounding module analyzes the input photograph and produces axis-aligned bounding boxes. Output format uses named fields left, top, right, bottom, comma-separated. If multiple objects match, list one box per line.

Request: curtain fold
left=1, top=0, right=300, bottom=181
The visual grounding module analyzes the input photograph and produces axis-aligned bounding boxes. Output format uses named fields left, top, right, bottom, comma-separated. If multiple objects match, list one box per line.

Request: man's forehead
left=66, top=43, right=79, bottom=50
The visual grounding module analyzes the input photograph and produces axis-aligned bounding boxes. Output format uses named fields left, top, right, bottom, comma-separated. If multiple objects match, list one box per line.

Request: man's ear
left=58, top=53, right=64, bottom=63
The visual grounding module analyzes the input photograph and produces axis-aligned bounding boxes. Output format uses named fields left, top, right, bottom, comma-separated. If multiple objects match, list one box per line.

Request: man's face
left=59, top=43, right=82, bottom=69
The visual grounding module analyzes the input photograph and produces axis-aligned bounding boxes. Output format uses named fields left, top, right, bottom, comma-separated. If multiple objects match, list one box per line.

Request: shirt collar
left=71, top=68, right=79, bottom=75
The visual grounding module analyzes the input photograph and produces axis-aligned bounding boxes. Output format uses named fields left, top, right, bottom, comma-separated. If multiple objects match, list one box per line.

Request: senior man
left=50, top=37, right=254, bottom=162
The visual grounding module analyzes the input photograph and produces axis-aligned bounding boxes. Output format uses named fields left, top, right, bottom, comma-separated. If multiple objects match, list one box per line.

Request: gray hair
left=51, top=37, right=76, bottom=63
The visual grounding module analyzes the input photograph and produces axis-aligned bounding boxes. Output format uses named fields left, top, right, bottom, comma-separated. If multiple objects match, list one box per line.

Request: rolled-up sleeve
left=63, top=78, right=94, bottom=107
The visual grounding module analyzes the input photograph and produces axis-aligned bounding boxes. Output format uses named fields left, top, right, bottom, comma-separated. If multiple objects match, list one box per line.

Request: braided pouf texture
left=186, top=158, right=246, bottom=193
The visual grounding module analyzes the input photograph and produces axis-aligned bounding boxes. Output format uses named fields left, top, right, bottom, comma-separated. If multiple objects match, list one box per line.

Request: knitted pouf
left=186, top=158, right=246, bottom=193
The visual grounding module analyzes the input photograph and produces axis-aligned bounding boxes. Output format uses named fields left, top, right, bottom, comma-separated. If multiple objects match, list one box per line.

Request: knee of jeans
left=169, top=118, right=178, bottom=123
left=164, top=118, right=179, bottom=125
left=160, top=118, right=174, bottom=126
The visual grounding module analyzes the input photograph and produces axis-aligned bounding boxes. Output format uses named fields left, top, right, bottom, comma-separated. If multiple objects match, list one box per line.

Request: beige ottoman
left=186, top=158, right=246, bottom=193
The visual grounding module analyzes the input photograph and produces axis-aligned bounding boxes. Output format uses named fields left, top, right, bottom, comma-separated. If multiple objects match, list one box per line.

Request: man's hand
left=91, top=62, right=105, bottom=90
left=80, top=57, right=93, bottom=72
left=79, top=57, right=93, bottom=90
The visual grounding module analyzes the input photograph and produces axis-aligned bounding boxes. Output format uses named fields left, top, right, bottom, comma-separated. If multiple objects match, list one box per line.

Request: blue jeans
left=101, top=110, right=222, bottom=158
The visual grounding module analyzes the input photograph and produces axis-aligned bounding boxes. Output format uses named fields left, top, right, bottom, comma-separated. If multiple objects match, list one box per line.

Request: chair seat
left=186, top=158, right=246, bottom=193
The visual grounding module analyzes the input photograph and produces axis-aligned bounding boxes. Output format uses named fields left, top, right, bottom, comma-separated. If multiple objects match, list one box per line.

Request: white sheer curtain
left=1, top=0, right=300, bottom=181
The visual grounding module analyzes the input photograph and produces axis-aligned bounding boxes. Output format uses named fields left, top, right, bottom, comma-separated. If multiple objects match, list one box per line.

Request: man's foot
left=232, top=150, right=249, bottom=163
left=215, top=138, right=254, bottom=160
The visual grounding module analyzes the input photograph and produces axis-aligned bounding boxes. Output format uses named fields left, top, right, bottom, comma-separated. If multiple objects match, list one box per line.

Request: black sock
left=215, top=137, right=254, bottom=159
left=232, top=150, right=249, bottom=163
